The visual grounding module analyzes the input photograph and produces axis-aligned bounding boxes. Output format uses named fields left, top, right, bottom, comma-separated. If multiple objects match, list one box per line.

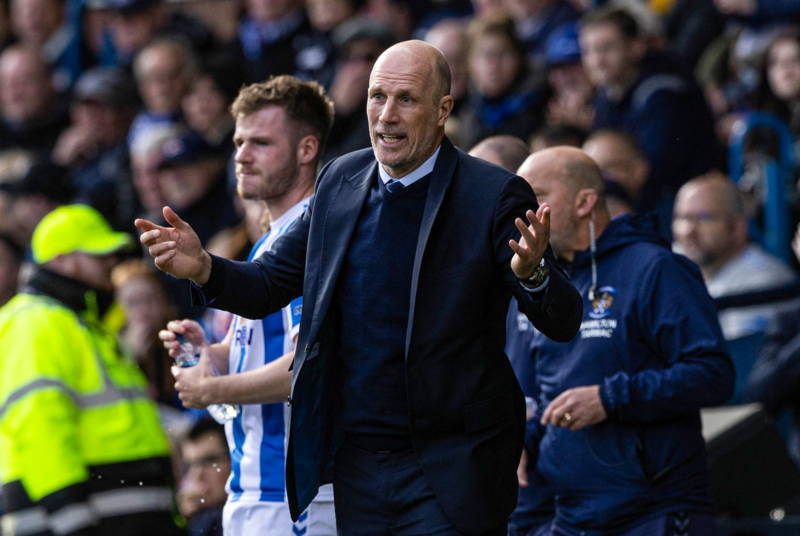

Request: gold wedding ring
left=562, top=412, right=573, bottom=424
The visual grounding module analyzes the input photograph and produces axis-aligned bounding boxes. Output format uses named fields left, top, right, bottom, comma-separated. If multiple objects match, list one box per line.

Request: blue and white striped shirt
left=224, top=198, right=333, bottom=503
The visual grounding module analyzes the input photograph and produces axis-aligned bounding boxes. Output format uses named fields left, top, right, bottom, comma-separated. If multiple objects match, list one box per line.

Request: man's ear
left=437, top=95, right=454, bottom=127
left=575, top=188, right=600, bottom=218
left=296, top=134, right=320, bottom=166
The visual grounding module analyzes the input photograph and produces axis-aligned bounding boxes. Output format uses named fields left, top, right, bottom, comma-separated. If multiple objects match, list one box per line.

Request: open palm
left=135, top=206, right=211, bottom=284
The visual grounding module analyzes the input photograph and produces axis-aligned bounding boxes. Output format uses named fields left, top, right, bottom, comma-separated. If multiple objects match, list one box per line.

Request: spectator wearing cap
left=0, top=44, right=69, bottom=155
left=156, top=129, right=239, bottom=247
left=129, top=123, right=207, bottom=319
left=580, top=6, right=720, bottom=216
left=322, top=16, right=394, bottom=162
left=0, top=159, right=75, bottom=247
left=460, top=13, right=547, bottom=149
left=53, top=66, right=140, bottom=231
left=89, top=0, right=216, bottom=67
left=0, top=204, right=181, bottom=536
left=503, top=0, right=580, bottom=69
left=0, top=232, right=23, bottom=306
left=229, top=0, right=313, bottom=84
left=129, top=122, right=181, bottom=221
left=543, top=22, right=594, bottom=131
left=129, top=37, right=195, bottom=148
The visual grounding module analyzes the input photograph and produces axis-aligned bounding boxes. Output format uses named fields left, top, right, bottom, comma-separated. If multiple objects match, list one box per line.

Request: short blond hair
left=230, top=75, right=335, bottom=150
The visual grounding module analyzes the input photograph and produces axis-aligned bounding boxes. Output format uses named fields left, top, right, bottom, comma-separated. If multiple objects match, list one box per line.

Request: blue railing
left=728, top=112, right=795, bottom=263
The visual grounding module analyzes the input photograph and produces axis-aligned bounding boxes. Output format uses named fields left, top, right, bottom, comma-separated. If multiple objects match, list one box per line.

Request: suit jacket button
left=305, top=344, right=311, bottom=353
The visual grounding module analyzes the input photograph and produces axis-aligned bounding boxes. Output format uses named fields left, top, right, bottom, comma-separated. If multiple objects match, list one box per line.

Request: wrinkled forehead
left=370, top=46, right=435, bottom=87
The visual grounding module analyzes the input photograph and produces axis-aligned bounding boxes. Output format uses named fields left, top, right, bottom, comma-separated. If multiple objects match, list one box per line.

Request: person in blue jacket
left=515, top=146, right=735, bottom=536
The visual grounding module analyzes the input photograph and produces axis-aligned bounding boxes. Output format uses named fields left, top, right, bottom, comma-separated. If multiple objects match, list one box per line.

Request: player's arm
left=179, top=352, right=294, bottom=407
left=162, top=320, right=294, bottom=407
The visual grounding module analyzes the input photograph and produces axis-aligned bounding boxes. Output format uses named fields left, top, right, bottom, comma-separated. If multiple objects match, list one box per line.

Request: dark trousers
left=333, top=441, right=506, bottom=536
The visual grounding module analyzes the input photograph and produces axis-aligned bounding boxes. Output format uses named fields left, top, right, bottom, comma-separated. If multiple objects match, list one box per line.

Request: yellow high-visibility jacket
left=0, top=270, right=177, bottom=536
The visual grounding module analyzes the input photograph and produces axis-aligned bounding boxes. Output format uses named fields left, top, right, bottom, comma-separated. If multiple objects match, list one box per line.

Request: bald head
left=469, top=135, right=529, bottom=173
left=519, top=146, right=604, bottom=194
left=673, top=172, right=748, bottom=276
left=517, top=147, right=606, bottom=259
left=373, top=40, right=451, bottom=102
left=675, top=172, right=744, bottom=221
left=583, top=129, right=648, bottom=198
left=368, top=40, right=455, bottom=178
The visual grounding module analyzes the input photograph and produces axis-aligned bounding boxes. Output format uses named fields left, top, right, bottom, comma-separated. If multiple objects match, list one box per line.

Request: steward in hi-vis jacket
left=0, top=205, right=182, bottom=536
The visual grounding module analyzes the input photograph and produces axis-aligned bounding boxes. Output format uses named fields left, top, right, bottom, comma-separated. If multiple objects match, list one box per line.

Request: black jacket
left=195, top=137, right=582, bottom=534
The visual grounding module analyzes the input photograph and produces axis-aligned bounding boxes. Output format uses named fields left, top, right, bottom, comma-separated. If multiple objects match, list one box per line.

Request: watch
left=520, top=257, right=549, bottom=289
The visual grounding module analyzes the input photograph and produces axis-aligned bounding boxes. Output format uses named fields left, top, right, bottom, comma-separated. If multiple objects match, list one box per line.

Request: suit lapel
left=309, top=159, right=376, bottom=339
left=404, top=138, right=458, bottom=357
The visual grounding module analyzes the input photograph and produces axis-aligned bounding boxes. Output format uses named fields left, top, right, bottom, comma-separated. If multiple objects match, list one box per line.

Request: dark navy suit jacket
left=196, top=138, right=582, bottom=534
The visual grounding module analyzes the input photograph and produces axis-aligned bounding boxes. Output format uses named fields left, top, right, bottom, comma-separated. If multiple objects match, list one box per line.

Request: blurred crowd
left=1, top=0, right=800, bottom=532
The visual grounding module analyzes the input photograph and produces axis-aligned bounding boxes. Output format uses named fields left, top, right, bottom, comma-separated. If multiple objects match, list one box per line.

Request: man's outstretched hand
left=135, top=206, right=212, bottom=285
left=509, top=204, right=550, bottom=279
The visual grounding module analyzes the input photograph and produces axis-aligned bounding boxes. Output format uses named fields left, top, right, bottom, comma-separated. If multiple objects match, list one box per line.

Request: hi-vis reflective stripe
left=0, top=487, right=174, bottom=535
left=50, top=503, right=96, bottom=535
left=0, top=324, right=148, bottom=420
left=89, top=487, right=173, bottom=516
left=0, top=377, right=148, bottom=420
left=1, top=506, right=48, bottom=535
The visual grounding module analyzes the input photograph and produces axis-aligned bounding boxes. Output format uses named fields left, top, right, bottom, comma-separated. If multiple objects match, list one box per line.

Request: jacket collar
left=404, top=137, right=458, bottom=355
left=25, top=267, right=114, bottom=320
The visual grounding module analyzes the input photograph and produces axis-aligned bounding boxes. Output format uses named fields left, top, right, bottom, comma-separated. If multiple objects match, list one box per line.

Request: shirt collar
left=270, top=196, right=311, bottom=231
left=377, top=145, right=441, bottom=187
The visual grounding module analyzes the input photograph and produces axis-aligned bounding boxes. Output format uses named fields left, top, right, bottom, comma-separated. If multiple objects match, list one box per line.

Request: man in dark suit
left=136, top=40, right=582, bottom=536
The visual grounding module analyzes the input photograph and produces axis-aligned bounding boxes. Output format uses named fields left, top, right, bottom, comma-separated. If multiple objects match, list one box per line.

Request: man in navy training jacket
left=515, top=146, right=734, bottom=536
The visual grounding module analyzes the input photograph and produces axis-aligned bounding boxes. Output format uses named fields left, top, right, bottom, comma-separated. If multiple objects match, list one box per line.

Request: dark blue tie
left=385, top=179, right=405, bottom=193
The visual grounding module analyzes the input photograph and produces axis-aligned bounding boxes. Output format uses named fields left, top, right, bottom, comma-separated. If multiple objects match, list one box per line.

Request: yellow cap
left=32, top=204, right=132, bottom=264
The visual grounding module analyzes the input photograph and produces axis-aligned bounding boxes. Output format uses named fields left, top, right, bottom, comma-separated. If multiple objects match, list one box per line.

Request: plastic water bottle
left=174, top=336, right=240, bottom=424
